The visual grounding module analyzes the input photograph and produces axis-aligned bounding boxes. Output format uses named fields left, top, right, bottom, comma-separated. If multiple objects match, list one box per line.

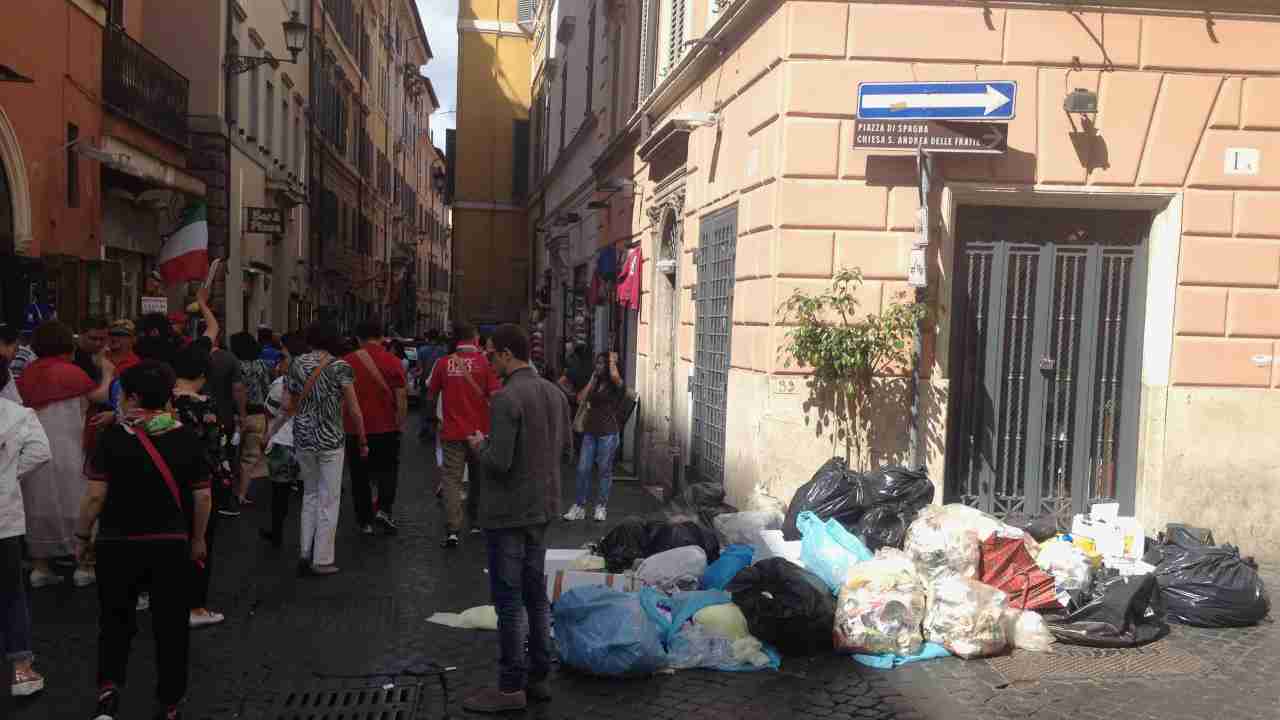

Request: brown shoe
left=526, top=680, right=552, bottom=703
left=462, top=687, right=527, bottom=713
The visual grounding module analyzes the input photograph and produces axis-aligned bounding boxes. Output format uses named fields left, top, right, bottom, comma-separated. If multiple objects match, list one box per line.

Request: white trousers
left=296, top=447, right=344, bottom=567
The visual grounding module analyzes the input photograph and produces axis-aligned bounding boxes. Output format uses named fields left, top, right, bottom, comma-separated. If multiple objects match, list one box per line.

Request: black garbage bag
left=1046, top=573, right=1169, bottom=648
left=697, top=502, right=738, bottom=531
left=599, top=518, right=653, bottom=572
left=1151, top=543, right=1270, bottom=628
left=681, top=480, right=726, bottom=509
left=1009, top=514, right=1060, bottom=543
left=782, top=458, right=867, bottom=540
left=646, top=520, right=720, bottom=563
left=726, top=558, right=835, bottom=656
left=859, top=465, right=934, bottom=508
left=853, top=503, right=923, bottom=551
left=1163, top=523, right=1215, bottom=548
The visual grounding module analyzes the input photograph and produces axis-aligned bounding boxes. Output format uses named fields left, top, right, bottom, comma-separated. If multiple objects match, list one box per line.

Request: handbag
left=573, top=399, right=591, bottom=433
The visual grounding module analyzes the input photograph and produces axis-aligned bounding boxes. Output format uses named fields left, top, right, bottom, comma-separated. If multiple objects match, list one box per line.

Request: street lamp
left=225, top=11, right=308, bottom=75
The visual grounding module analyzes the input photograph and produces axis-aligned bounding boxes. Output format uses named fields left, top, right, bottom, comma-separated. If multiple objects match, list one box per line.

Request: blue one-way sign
left=857, top=81, right=1017, bottom=121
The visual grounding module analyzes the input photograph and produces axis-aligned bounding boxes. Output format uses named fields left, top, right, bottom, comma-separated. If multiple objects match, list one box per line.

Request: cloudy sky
left=418, top=0, right=458, bottom=148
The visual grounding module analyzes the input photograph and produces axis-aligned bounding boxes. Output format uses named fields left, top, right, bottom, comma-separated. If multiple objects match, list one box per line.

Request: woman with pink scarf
left=16, top=321, right=112, bottom=588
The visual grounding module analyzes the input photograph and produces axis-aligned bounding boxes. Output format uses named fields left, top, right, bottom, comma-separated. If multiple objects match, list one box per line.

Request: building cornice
left=457, top=19, right=530, bottom=38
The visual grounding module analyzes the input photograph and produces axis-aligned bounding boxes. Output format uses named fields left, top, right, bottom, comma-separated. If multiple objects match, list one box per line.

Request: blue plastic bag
left=554, top=586, right=667, bottom=676
left=640, top=589, right=781, bottom=672
left=796, top=511, right=873, bottom=592
left=853, top=642, right=950, bottom=669
left=702, top=544, right=754, bottom=590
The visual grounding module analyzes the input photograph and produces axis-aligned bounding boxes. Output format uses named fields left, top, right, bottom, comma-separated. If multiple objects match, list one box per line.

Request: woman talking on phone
left=562, top=352, right=625, bottom=523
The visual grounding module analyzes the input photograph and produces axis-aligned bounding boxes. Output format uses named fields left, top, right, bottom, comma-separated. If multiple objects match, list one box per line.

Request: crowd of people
left=0, top=292, right=632, bottom=717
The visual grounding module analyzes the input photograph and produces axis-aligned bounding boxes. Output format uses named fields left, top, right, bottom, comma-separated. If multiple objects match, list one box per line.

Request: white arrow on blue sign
left=857, top=81, right=1017, bottom=121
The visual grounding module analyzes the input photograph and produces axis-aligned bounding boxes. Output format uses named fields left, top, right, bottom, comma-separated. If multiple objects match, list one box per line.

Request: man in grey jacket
left=464, top=324, right=571, bottom=713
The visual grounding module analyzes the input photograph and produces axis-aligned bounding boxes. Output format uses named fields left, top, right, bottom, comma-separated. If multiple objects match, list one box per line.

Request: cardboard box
left=546, top=570, right=638, bottom=603
left=545, top=549, right=590, bottom=576
left=1072, top=514, right=1145, bottom=562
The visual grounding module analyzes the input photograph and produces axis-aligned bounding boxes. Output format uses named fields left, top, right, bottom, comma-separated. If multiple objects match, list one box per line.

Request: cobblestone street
left=6, top=413, right=1276, bottom=720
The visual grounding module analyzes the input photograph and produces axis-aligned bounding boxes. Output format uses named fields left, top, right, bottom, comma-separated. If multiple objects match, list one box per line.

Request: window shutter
left=517, top=0, right=535, bottom=26
left=667, top=0, right=686, bottom=74
left=638, top=0, right=654, bottom=98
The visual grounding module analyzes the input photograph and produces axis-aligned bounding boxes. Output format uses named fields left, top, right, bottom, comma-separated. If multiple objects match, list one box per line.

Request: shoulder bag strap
left=128, top=427, right=183, bottom=514
left=355, top=349, right=392, bottom=396
left=455, top=353, right=488, bottom=398
left=290, top=358, right=333, bottom=417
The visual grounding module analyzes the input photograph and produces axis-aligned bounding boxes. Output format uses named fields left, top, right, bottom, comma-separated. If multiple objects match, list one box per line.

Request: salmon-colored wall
left=0, top=1, right=104, bottom=260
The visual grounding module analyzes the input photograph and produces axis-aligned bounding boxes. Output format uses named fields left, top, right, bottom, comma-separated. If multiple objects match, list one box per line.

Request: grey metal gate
left=947, top=207, right=1149, bottom=527
left=691, top=207, right=738, bottom=487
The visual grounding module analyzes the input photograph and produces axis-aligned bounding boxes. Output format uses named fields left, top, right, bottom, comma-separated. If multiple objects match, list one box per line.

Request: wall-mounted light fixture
left=225, top=11, right=308, bottom=75
left=1063, top=88, right=1099, bottom=117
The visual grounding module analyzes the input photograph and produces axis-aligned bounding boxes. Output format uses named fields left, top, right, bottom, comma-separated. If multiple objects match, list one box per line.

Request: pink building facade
left=544, top=1, right=1280, bottom=559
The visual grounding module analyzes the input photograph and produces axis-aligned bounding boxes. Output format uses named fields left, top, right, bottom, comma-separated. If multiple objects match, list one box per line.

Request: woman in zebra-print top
left=278, top=324, right=367, bottom=576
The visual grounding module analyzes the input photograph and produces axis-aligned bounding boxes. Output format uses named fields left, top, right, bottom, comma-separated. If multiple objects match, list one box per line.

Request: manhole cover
left=987, top=640, right=1207, bottom=684
left=268, top=684, right=420, bottom=720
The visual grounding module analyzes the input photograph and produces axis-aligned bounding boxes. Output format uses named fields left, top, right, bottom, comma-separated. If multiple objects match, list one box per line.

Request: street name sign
left=857, top=81, right=1017, bottom=121
left=853, top=120, right=1007, bottom=154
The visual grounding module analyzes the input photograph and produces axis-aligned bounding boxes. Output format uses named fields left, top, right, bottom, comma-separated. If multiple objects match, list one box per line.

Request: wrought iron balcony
left=103, top=26, right=190, bottom=147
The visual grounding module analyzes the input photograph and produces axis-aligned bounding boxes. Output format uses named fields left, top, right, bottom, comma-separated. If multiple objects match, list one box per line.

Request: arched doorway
left=644, top=192, right=685, bottom=494
left=0, top=105, right=32, bottom=256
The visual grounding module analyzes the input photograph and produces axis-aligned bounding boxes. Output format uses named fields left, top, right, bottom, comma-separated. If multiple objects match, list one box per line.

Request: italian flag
left=158, top=203, right=210, bottom=286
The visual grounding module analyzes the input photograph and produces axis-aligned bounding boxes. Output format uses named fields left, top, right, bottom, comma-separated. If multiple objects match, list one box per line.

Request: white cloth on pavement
left=427, top=605, right=499, bottom=630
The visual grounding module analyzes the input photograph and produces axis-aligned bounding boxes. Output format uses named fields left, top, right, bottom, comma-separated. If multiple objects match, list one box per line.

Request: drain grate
left=268, top=684, right=420, bottom=720
left=987, top=640, right=1207, bottom=684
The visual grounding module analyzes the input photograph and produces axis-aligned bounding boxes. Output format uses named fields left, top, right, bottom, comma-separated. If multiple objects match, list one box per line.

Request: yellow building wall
left=459, top=0, right=521, bottom=23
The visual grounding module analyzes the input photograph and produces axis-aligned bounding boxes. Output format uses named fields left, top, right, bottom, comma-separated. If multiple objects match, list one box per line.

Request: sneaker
left=29, top=569, right=63, bottom=589
left=309, top=564, right=340, bottom=576
left=73, top=568, right=97, bottom=587
left=93, top=687, right=121, bottom=720
left=593, top=505, right=608, bottom=523
left=375, top=511, right=398, bottom=535
left=12, top=666, right=45, bottom=697
left=561, top=504, right=585, bottom=522
left=136, top=593, right=150, bottom=611
left=359, top=524, right=375, bottom=536
left=462, top=687, right=527, bottom=713
left=189, top=610, right=225, bottom=628
left=217, top=496, right=241, bottom=517
left=440, top=533, right=459, bottom=549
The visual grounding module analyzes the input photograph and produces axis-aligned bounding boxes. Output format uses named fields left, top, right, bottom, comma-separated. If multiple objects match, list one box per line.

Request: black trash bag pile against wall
left=647, top=520, right=721, bottom=564
left=782, top=458, right=865, bottom=540
left=600, top=518, right=653, bottom=572
left=598, top=517, right=723, bottom=572
left=782, top=459, right=935, bottom=549
left=725, top=558, right=835, bottom=657
left=1148, top=541, right=1270, bottom=628
left=1046, top=573, right=1169, bottom=648
left=676, top=481, right=738, bottom=530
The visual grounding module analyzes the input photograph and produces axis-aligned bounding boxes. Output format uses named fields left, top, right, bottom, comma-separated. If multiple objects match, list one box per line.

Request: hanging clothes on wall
left=616, top=245, right=643, bottom=313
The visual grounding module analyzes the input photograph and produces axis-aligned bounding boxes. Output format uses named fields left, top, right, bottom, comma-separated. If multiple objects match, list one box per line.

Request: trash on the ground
left=648, top=519, right=721, bottom=563
left=853, top=504, right=921, bottom=552
left=1148, top=539, right=1271, bottom=628
left=427, top=605, right=499, bottom=630
left=641, top=589, right=780, bottom=672
left=546, top=549, right=592, bottom=575
left=835, top=548, right=927, bottom=656
left=554, top=585, right=667, bottom=676
left=692, top=602, right=752, bottom=640
left=725, top=557, right=836, bottom=656
left=904, top=505, right=984, bottom=586
left=797, top=510, right=873, bottom=592
left=1161, top=523, right=1215, bottom=548
left=979, top=535, right=1059, bottom=611
left=713, top=510, right=784, bottom=550
left=702, top=544, right=754, bottom=591
left=782, top=457, right=866, bottom=540
left=853, top=641, right=950, bottom=669
left=1036, top=537, right=1096, bottom=607
left=923, top=575, right=1010, bottom=659
left=1008, top=609, right=1054, bottom=652
left=1005, top=513, right=1060, bottom=543
left=1045, top=572, right=1168, bottom=648
left=571, top=554, right=607, bottom=571
left=757, top=529, right=803, bottom=565
left=743, top=480, right=788, bottom=516
left=636, top=546, right=708, bottom=594
left=599, top=517, right=652, bottom=572
left=1107, top=558, right=1157, bottom=576
left=547, top=569, right=639, bottom=604
left=1071, top=511, right=1145, bottom=564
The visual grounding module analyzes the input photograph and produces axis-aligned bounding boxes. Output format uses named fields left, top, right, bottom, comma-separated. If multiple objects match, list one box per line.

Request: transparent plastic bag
left=636, top=546, right=707, bottom=594
left=835, top=549, right=927, bottom=656
left=713, top=511, right=785, bottom=549
left=923, top=575, right=1010, bottom=659
left=904, top=506, right=982, bottom=586
left=1008, top=609, right=1054, bottom=652
left=1036, top=539, right=1095, bottom=606
left=693, top=603, right=752, bottom=640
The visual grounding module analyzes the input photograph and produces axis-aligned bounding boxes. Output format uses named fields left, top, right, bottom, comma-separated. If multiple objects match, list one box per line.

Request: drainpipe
left=909, top=148, right=933, bottom=471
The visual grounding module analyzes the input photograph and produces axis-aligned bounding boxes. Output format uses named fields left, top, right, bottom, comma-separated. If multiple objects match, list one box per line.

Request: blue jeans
left=575, top=433, right=619, bottom=507
left=485, top=524, right=552, bottom=693
left=1, top=536, right=33, bottom=662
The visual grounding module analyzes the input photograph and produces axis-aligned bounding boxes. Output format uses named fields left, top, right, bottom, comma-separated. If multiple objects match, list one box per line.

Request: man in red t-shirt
left=342, top=321, right=408, bottom=535
left=427, top=320, right=502, bottom=548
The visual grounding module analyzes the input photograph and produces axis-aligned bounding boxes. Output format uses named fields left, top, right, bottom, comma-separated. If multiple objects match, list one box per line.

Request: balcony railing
left=103, top=26, right=190, bottom=147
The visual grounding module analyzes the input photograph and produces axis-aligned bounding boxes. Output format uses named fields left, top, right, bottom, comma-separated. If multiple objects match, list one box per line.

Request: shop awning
left=82, top=135, right=206, bottom=197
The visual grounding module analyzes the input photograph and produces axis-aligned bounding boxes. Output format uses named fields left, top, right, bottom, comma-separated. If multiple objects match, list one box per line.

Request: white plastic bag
left=904, top=505, right=983, bottom=586
left=1008, top=609, right=1054, bottom=652
left=713, top=510, right=784, bottom=548
left=743, top=481, right=787, bottom=516
left=635, top=546, right=707, bottom=594
left=835, top=549, right=927, bottom=656
left=923, top=575, right=1010, bottom=659
left=427, top=605, right=499, bottom=630
left=1036, top=539, right=1095, bottom=606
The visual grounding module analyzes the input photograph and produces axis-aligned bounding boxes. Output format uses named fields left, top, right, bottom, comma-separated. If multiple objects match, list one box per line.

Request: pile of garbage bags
left=782, top=459, right=934, bottom=551
left=1145, top=532, right=1270, bottom=628
left=835, top=549, right=927, bottom=656
left=725, top=558, right=836, bottom=657
left=599, top=517, right=721, bottom=572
